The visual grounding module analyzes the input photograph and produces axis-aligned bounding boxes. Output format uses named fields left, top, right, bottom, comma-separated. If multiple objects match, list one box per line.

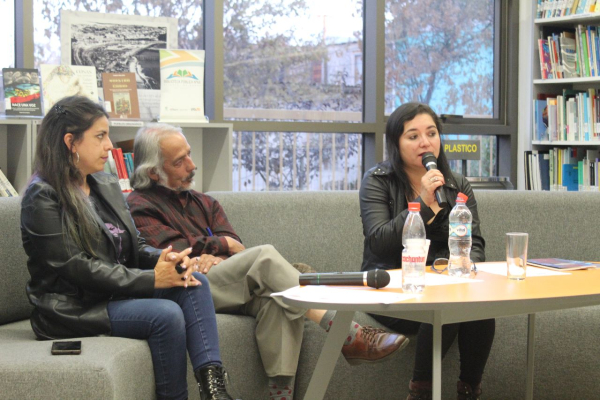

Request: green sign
left=443, top=140, right=481, bottom=160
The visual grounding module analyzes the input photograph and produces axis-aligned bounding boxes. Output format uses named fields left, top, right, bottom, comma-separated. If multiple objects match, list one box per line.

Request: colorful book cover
left=562, top=163, right=579, bottom=190
left=538, top=39, right=552, bottom=79
left=101, top=72, right=140, bottom=120
left=2, top=68, right=42, bottom=116
left=534, top=99, right=548, bottom=141
left=528, top=258, right=597, bottom=271
left=40, top=64, right=99, bottom=115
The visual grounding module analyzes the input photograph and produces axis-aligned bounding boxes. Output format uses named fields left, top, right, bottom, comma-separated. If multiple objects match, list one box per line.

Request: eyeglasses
left=431, top=258, right=477, bottom=276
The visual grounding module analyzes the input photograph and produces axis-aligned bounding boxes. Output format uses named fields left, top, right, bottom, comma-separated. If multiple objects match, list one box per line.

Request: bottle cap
left=456, top=192, right=468, bottom=203
left=408, top=202, right=420, bottom=212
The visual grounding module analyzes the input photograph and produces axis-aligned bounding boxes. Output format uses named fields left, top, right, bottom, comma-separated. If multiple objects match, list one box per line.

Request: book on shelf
left=2, top=68, right=43, bottom=116
left=528, top=258, right=598, bottom=271
left=539, top=151, right=551, bottom=191
left=0, top=168, right=18, bottom=197
left=538, top=39, right=553, bottom=79
left=101, top=73, right=140, bottom=120
left=533, top=98, right=548, bottom=141
left=40, top=64, right=99, bottom=115
left=563, top=163, right=579, bottom=190
left=559, top=32, right=578, bottom=78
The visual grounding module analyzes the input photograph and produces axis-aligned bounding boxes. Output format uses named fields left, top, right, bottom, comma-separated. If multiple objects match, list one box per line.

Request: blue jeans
left=107, top=272, right=221, bottom=400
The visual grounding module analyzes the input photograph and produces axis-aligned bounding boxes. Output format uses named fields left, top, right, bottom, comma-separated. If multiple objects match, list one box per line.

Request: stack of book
left=538, top=25, right=600, bottom=80
left=533, top=90, right=600, bottom=142
left=104, top=142, right=134, bottom=193
left=525, top=147, right=599, bottom=190
left=537, top=0, right=600, bottom=19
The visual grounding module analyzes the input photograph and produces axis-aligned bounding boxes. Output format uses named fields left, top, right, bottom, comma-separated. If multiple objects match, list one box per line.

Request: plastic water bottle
left=401, top=202, right=426, bottom=293
left=448, top=192, right=472, bottom=278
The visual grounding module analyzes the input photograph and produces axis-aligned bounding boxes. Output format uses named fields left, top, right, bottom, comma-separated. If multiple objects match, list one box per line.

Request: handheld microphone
left=299, top=269, right=391, bottom=289
left=421, top=152, right=448, bottom=208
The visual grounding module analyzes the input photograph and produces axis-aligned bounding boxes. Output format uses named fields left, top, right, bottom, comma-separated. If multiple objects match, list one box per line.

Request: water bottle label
left=449, top=223, right=471, bottom=237
left=402, top=254, right=426, bottom=264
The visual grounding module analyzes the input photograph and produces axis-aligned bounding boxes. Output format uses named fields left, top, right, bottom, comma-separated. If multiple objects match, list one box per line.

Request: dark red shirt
left=126, top=184, right=241, bottom=257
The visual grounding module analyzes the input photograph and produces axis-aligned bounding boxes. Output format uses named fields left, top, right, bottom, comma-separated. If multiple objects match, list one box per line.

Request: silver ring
left=430, top=177, right=437, bottom=182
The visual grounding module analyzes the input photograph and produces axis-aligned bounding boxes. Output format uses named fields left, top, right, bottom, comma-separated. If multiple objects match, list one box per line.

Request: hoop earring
left=75, top=152, right=80, bottom=165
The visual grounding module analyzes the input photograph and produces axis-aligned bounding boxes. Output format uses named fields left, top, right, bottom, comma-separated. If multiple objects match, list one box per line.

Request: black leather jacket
left=21, top=173, right=161, bottom=340
left=359, top=160, right=485, bottom=272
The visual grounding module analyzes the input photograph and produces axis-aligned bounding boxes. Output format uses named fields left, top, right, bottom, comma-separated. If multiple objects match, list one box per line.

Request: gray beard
left=158, top=179, right=195, bottom=193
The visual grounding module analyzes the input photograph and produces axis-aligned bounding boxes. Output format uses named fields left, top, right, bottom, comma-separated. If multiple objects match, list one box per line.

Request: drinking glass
left=506, top=232, right=528, bottom=280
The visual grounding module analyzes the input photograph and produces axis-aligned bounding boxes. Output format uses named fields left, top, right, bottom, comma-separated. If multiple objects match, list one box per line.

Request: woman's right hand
left=154, top=246, right=200, bottom=289
left=420, top=170, right=445, bottom=208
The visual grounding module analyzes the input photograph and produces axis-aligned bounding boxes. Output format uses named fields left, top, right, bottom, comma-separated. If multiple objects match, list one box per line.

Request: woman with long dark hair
left=21, top=95, right=236, bottom=400
left=359, top=103, right=495, bottom=400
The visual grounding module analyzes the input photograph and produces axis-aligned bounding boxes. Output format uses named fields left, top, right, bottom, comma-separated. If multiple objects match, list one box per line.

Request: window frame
left=15, top=0, right=518, bottom=185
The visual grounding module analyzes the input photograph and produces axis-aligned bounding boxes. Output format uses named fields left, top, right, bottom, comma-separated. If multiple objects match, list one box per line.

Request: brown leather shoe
left=406, top=379, right=432, bottom=400
left=406, top=380, right=432, bottom=400
left=457, top=381, right=481, bottom=400
left=341, top=325, right=409, bottom=365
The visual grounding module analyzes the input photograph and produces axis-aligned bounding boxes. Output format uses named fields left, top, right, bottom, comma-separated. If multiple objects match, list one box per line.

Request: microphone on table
left=421, top=152, right=448, bottom=208
left=299, top=269, right=391, bottom=289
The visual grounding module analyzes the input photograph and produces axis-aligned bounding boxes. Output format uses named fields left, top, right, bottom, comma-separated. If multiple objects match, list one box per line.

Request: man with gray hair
left=126, top=123, right=408, bottom=400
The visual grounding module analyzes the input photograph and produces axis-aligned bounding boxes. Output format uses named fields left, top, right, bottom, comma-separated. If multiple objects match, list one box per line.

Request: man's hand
left=225, top=236, right=245, bottom=255
left=191, top=254, right=223, bottom=274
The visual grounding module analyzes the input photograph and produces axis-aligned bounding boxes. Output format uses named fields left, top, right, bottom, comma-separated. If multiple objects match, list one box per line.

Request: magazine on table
left=527, top=258, right=598, bottom=271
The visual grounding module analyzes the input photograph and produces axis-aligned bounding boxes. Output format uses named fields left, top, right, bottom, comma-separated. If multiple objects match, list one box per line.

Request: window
left=33, top=0, right=204, bottom=67
left=0, top=0, right=15, bottom=69
left=384, top=0, right=495, bottom=118
left=0, top=0, right=15, bottom=113
left=383, top=0, right=515, bottom=179
left=223, top=0, right=363, bottom=122
left=233, top=131, right=362, bottom=190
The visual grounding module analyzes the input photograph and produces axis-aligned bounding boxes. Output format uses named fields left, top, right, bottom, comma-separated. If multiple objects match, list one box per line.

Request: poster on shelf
left=2, top=68, right=43, bottom=116
left=158, top=49, right=207, bottom=123
left=60, top=10, right=178, bottom=121
left=40, top=64, right=99, bottom=115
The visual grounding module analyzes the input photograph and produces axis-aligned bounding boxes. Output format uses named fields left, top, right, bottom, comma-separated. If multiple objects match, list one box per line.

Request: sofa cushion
left=0, top=320, right=155, bottom=400
left=0, top=197, right=33, bottom=324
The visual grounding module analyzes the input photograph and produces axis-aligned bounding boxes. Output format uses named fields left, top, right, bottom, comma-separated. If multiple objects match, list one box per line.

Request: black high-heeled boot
left=194, top=365, right=236, bottom=400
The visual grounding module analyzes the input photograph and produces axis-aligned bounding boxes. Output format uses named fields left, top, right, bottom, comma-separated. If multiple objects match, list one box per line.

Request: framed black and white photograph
left=60, top=10, right=178, bottom=91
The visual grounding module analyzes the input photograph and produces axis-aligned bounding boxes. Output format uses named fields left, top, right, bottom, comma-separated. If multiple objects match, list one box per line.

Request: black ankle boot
left=194, top=365, right=235, bottom=400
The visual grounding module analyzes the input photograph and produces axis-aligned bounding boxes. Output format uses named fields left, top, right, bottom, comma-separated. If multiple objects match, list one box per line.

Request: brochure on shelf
left=158, top=49, right=208, bottom=123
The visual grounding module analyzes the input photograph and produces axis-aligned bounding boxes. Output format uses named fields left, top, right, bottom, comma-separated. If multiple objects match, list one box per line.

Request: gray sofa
left=1, top=190, right=599, bottom=399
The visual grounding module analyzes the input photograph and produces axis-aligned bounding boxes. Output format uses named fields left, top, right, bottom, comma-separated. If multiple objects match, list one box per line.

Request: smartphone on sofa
left=51, top=340, right=82, bottom=355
